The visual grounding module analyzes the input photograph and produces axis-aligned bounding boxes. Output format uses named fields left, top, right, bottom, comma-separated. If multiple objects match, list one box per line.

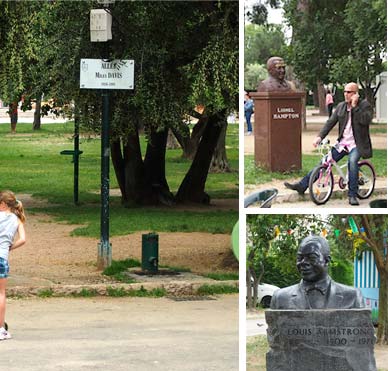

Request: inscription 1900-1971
left=283, top=326, right=375, bottom=346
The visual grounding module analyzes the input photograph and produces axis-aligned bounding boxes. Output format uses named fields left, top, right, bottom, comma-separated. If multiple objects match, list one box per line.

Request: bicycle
left=308, top=140, right=376, bottom=205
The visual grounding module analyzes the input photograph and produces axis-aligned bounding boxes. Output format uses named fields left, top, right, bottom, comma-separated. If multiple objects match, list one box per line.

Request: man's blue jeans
left=299, top=147, right=361, bottom=197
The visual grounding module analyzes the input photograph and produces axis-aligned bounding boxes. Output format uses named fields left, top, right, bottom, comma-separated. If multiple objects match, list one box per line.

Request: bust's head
left=296, top=236, right=331, bottom=283
left=267, top=57, right=286, bottom=81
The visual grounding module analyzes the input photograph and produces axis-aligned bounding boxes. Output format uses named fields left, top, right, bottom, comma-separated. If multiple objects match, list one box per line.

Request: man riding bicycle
left=284, top=82, right=373, bottom=206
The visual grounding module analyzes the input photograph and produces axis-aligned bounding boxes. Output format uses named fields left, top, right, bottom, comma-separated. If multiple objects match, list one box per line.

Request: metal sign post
left=80, top=59, right=134, bottom=269
left=97, top=90, right=111, bottom=269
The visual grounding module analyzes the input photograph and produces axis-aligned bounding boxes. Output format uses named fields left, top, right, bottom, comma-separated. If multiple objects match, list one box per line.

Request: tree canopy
left=0, top=0, right=238, bottom=206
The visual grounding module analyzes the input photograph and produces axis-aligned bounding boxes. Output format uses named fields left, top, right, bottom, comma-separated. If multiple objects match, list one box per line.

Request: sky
left=244, top=0, right=285, bottom=25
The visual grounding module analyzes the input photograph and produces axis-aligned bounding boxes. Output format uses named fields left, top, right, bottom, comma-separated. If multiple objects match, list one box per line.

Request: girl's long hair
left=0, top=190, right=26, bottom=223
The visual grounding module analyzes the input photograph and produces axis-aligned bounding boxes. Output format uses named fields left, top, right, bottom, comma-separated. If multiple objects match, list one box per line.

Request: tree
left=0, top=1, right=35, bottom=132
left=282, top=0, right=349, bottom=114
left=245, top=23, right=286, bottom=67
left=329, top=0, right=386, bottom=106
left=330, top=215, right=388, bottom=345
left=3, top=1, right=238, bottom=206
left=244, top=63, right=267, bottom=91
left=282, top=0, right=386, bottom=112
left=246, top=215, right=326, bottom=309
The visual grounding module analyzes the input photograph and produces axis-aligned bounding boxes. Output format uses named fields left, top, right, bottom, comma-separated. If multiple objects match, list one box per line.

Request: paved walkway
left=3, top=296, right=238, bottom=371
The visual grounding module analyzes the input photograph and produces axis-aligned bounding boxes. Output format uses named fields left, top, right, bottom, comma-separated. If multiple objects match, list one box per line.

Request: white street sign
left=80, top=59, right=134, bottom=90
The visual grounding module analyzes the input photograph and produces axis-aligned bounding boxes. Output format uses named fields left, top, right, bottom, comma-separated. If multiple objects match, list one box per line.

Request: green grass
left=197, top=284, right=239, bottom=295
left=37, top=288, right=54, bottom=298
left=0, top=123, right=238, bottom=202
left=31, top=205, right=237, bottom=236
left=103, top=258, right=140, bottom=283
left=245, top=149, right=387, bottom=186
left=72, top=288, right=98, bottom=297
left=204, top=272, right=239, bottom=281
left=106, top=286, right=166, bottom=297
left=0, top=122, right=238, bottom=235
left=246, top=335, right=268, bottom=371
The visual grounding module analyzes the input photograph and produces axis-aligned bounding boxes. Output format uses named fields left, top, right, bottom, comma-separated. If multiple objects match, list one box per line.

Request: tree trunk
left=317, top=81, right=326, bottom=115
left=246, top=249, right=255, bottom=309
left=144, top=128, right=174, bottom=206
left=8, top=101, right=18, bottom=133
left=175, top=110, right=225, bottom=204
left=313, top=87, right=319, bottom=108
left=111, top=131, right=148, bottom=206
left=33, top=97, right=42, bottom=130
left=209, top=118, right=230, bottom=173
left=166, top=129, right=180, bottom=149
left=376, top=270, right=388, bottom=344
left=172, top=116, right=208, bottom=160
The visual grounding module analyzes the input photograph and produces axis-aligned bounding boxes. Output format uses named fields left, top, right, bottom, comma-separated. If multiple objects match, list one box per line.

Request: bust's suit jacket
left=270, top=279, right=365, bottom=309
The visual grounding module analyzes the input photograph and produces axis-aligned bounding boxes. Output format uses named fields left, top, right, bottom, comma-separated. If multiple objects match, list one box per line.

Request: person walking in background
left=284, top=82, right=373, bottom=206
left=325, top=89, right=334, bottom=117
left=244, top=91, right=253, bottom=135
left=0, top=190, right=26, bottom=340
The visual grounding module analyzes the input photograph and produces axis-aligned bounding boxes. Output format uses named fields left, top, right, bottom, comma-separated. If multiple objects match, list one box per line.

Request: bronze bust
left=257, top=56, right=295, bottom=92
left=270, top=235, right=365, bottom=309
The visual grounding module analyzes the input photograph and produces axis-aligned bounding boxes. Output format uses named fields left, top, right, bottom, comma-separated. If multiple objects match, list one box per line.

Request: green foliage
left=197, top=284, right=239, bottom=295
left=245, top=24, right=286, bottom=67
left=244, top=63, right=268, bottom=91
left=331, top=1, right=386, bottom=84
left=247, top=215, right=327, bottom=288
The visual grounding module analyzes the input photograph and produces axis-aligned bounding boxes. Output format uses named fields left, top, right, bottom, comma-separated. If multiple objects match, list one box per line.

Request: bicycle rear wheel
left=309, top=165, right=334, bottom=205
left=357, top=161, right=375, bottom=199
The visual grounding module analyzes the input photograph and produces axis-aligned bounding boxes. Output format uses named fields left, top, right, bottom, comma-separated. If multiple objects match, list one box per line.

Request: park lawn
left=0, top=122, right=238, bottom=236
left=247, top=335, right=268, bottom=371
left=245, top=149, right=387, bottom=186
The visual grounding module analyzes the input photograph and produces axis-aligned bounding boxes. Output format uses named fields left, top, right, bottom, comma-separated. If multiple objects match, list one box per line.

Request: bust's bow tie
left=304, top=285, right=327, bottom=295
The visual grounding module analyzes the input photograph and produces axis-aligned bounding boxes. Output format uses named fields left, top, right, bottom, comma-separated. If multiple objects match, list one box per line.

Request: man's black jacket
left=319, top=99, right=373, bottom=159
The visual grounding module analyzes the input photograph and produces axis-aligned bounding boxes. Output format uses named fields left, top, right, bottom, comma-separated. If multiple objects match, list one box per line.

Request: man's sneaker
left=0, top=327, right=11, bottom=340
left=284, top=181, right=306, bottom=195
left=349, top=196, right=360, bottom=206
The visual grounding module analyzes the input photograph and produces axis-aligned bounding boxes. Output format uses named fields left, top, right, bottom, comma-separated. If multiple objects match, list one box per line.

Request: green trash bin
left=142, top=233, right=159, bottom=272
left=369, top=199, right=387, bottom=208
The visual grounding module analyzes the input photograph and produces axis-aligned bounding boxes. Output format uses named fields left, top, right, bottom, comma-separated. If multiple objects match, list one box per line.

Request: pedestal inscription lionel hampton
left=266, top=235, right=377, bottom=371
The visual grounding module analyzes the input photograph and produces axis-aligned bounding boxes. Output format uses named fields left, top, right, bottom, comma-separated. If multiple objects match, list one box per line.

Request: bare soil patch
left=8, top=196, right=238, bottom=287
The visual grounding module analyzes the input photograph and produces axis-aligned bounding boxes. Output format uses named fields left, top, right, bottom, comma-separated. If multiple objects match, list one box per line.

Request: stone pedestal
left=250, top=92, right=304, bottom=172
left=266, top=309, right=377, bottom=371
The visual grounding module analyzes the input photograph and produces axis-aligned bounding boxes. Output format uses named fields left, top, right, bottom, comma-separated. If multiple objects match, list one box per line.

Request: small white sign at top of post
left=80, top=59, right=134, bottom=90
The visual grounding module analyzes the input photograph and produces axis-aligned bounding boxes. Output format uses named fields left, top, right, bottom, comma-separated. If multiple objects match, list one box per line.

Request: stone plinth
left=250, top=91, right=305, bottom=172
left=266, top=309, right=377, bottom=371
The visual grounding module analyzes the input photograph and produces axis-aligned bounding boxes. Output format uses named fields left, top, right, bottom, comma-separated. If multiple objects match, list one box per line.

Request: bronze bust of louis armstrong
left=270, top=235, right=365, bottom=309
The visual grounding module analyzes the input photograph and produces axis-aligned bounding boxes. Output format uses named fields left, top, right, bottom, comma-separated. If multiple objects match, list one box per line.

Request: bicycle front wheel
left=357, top=161, right=376, bottom=199
left=309, top=165, right=334, bottom=205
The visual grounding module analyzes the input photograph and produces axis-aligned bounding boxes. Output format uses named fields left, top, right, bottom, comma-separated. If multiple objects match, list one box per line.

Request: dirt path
left=8, top=197, right=238, bottom=287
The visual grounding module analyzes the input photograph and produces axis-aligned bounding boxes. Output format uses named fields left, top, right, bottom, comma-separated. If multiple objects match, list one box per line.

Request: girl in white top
left=0, top=190, right=26, bottom=340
